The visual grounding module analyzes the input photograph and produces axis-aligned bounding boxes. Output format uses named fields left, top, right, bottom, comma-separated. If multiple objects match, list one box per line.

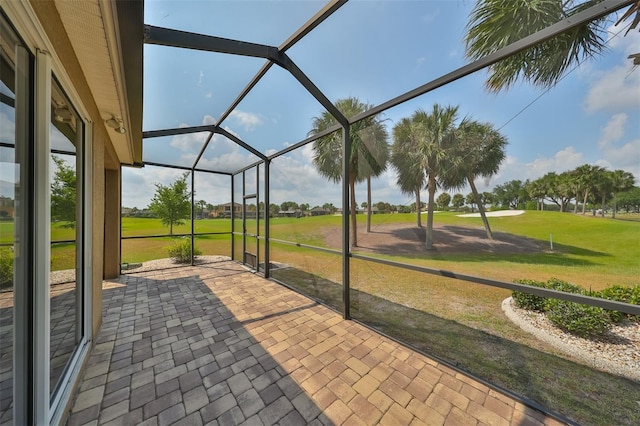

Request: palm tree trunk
left=426, top=175, right=436, bottom=249
left=601, top=194, right=606, bottom=217
left=366, top=176, right=372, bottom=233
left=416, top=189, right=422, bottom=228
left=612, top=193, right=617, bottom=219
left=573, top=195, right=578, bottom=214
left=349, top=174, right=358, bottom=247
left=469, top=178, right=493, bottom=240
left=581, top=191, right=589, bottom=214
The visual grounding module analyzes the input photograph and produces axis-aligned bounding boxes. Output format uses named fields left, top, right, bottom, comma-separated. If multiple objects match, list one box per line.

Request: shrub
left=512, top=279, right=547, bottom=311
left=0, top=248, right=13, bottom=288
left=597, top=285, right=640, bottom=323
left=512, top=278, right=583, bottom=312
left=545, top=298, right=611, bottom=338
left=168, top=238, right=202, bottom=264
left=512, top=277, right=622, bottom=338
left=545, top=278, right=583, bottom=294
left=542, top=279, right=611, bottom=338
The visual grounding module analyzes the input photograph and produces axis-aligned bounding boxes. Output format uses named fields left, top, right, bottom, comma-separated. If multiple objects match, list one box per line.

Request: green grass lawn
left=269, top=210, right=639, bottom=289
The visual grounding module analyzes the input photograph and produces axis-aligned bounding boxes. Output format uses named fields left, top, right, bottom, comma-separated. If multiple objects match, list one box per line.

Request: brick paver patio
left=66, top=260, right=565, bottom=425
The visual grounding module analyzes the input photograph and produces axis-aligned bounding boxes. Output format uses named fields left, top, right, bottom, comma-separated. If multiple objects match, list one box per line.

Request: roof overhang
left=54, top=0, right=143, bottom=165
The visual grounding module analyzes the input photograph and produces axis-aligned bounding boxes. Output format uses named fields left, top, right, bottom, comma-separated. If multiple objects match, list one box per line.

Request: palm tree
left=391, top=117, right=427, bottom=228
left=442, top=120, right=507, bottom=240
left=391, top=105, right=459, bottom=249
left=197, top=199, right=207, bottom=219
left=594, top=170, right=614, bottom=217
left=570, top=164, right=605, bottom=214
left=610, top=169, right=635, bottom=218
left=356, top=123, right=390, bottom=233
left=525, top=178, right=548, bottom=211
left=464, top=0, right=639, bottom=92
left=310, top=97, right=388, bottom=247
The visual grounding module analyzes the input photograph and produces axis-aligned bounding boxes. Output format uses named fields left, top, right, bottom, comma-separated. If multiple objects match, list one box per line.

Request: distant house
left=309, top=207, right=328, bottom=216
left=278, top=210, right=304, bottom=218
left=214, top=202, right=242, bottom=218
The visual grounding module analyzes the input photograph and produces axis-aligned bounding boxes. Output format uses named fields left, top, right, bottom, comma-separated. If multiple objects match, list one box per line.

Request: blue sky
left=121, top=0, right=640, bottom=209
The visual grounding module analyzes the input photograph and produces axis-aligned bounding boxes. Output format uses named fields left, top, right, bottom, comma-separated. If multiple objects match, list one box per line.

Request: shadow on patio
left=66, top=261, right=562, bottom=425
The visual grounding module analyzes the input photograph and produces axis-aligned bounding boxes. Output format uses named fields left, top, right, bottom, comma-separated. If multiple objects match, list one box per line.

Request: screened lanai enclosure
left=114, top=0, right=640, bottom=424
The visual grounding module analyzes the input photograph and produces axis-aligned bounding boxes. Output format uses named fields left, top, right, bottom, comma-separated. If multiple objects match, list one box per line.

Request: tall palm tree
left=525, top=179, right=546, bottom=211
left=464, top=0, right=639, bottom=92
left=310, top=97, right=388, bottom=247
left=197, top=199, right=207, bottom=219
left=391, top=117, right=427, bottom=228
left=610, top=169, right=635, bottom=218
left=356, top=124, right=390, bottom=233
left=442, top=120, right=507, bottom=240
left=570, top=164, right=605, bottom=214
left=391, top=105, right=459, bottom=249
left=422, top=105, right=460, bottom=249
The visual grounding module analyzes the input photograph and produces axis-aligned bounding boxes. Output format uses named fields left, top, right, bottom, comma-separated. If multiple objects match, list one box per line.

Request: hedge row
left=512, top=278, right=639, bottom=338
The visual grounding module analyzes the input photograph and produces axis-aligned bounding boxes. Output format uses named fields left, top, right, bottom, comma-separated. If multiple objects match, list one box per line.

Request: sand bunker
left=457, top=210, right=525, bottom=218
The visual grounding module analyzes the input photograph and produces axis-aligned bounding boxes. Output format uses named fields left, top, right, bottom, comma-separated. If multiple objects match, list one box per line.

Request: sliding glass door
left=0, top=10, right=91, bottom=424
left=49, top=79, right=84, bottom=401
left=0, top=14, right=32, bottom=425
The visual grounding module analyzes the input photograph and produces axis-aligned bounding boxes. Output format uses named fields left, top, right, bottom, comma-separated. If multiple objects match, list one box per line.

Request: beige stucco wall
left=104, top=169, right=121, bottom=279
left=30, top=0, right=121, bottom=338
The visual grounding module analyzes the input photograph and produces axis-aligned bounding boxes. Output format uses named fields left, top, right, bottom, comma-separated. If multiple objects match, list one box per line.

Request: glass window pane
left=0, top=16, right=19, bottom=424
left=49, top=80, right=82, bottom=398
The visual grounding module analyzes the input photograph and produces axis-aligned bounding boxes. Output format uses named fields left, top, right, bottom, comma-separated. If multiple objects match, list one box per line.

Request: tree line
left=492, top=167, right=636, bottom=218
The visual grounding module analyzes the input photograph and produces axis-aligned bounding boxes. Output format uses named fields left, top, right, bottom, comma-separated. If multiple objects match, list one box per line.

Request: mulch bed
left=321, top=221, right=545, bottom=255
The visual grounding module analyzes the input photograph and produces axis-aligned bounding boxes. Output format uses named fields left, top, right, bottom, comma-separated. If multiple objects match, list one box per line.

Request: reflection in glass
left=0, top=16, right=20, bottom=424
left=49, top=80, right=81, bottom=398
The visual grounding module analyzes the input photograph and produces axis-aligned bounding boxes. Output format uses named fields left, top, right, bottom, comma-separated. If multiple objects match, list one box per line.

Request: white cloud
left=193, top=131, right=260, bottom=172
left=169, top=130, right=209, bottom=152
left=122, top=166, right=189, bottom=208
left=481, top=147, right=585, bottom=192
left=228, top=110, right=263, bottom=131
left=269, top=149, right=340, bottom=206
left=525, top=147, right=585, bottom=175
left=583, top=24, right=640, bottom=113
left=598, top=113, right=627, bottom=148
left=169, top=115, right=218, bottom=152
left=301, top=143, right=315, bottom=162
left=583, top=65, right=640, bottom=113
left=597, top=114, right=640, bottom=180
left=606, top=22, right=640, bottom=54
left=203, top=114, right=216, bottom=125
